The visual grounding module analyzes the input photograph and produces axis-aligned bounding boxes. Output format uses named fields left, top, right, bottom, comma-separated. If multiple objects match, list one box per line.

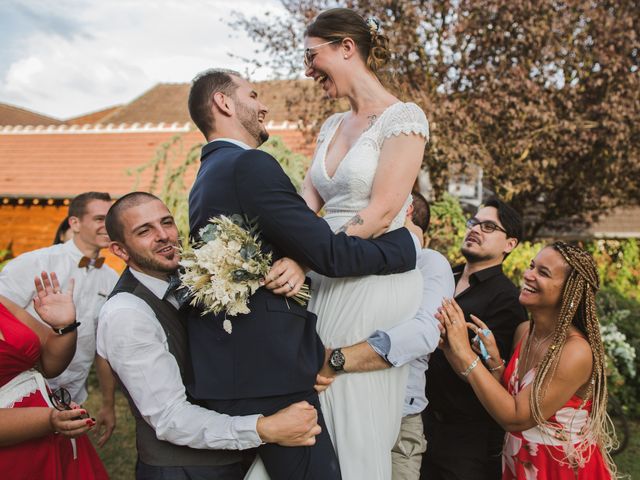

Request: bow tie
left=78, top=256, right=105, bottom=269
left=165, top=274, right=190, bottom=309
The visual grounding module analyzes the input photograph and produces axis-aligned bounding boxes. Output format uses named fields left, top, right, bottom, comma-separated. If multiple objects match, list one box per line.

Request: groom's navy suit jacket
left=187, top=140, right=417, bottom=401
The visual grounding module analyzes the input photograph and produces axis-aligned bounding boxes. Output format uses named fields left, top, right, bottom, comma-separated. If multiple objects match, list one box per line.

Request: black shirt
left=425, top=263, right=528, bottom=424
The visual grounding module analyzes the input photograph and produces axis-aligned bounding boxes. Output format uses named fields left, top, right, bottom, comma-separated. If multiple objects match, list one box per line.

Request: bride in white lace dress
left=247, top=8, right=429, bottom=480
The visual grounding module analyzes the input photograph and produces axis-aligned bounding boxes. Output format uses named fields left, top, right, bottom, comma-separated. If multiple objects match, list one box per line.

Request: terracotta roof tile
left=0, top=127, right=310, bottom=198
left=100, top=80, right=312, bottom=125
left=65, top=106, right=122, bottom=125
left=0, top=103, right=62, bottom=126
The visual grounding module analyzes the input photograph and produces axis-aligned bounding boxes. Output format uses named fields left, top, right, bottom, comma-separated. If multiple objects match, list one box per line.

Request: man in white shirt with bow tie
left=0, top=191, right=119, bottom=446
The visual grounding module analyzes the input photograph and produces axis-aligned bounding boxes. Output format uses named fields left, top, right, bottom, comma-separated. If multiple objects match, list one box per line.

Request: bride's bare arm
left=339, top=133, right=425, bottom=238
left=301, top=173, right=324, bottom=213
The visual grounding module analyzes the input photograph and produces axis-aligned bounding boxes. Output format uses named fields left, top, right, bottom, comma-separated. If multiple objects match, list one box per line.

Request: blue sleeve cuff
left=367, top=330, right=392, bottom=361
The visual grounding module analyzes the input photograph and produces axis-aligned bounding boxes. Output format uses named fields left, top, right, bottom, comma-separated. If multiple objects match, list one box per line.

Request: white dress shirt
left=96, top=268, right=263, bottom=450
left=368, top=249, right=455, bottom=416
left=0, top=239, right=118, bottom=403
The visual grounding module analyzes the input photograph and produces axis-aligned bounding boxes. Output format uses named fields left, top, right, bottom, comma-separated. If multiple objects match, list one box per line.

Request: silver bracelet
left=461, top=356, right=480, bottom=377
left=488, top=359, right=506, bottom=372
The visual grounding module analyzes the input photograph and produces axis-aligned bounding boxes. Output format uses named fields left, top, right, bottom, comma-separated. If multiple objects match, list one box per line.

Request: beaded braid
left=525, top=242, right=616, bottom=475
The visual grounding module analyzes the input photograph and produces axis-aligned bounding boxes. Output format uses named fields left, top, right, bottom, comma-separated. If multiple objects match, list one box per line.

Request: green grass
left=85, top=380, right=640, bottom=479
left=85, top=384, right=136, bottom=479
left=614, top=418, right=640, bottom=479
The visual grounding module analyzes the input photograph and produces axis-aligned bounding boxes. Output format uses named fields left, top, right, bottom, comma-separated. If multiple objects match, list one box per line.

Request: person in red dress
left=0, top=272, right=108, bottom=479
left=437, top=242, right=616, bottom=479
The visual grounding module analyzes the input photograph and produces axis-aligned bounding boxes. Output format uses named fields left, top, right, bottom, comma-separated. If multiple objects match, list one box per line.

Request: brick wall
left=0, top=205, right=124, bottom=272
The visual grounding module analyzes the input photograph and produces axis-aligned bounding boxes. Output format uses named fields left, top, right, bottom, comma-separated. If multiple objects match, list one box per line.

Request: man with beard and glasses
left=420, top=197, right=528, bottom=480
left=97, top=192, right=325, bottom=480
left=187, top=68, right=419, bottom=479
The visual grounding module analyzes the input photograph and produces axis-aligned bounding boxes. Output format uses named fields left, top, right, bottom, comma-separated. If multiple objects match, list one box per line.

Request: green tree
left=130, top=133, right=310, bottom=238
left=233, top=0, right=640, bottom=239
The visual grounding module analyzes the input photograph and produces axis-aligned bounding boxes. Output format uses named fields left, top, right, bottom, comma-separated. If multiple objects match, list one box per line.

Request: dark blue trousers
left=203, top=390, right=341, bottom=480
left=135, top=459, right=245, bottom=480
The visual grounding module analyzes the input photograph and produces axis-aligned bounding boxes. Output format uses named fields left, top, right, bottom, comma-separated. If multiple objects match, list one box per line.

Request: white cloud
left=0, top=0, right=285, bottom=118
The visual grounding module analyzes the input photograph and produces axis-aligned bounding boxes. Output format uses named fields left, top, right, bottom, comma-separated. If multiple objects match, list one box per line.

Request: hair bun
left=366, top=19, right=390, bottom=72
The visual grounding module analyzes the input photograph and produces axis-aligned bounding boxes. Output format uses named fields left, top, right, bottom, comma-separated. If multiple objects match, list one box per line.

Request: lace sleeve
left=377, top=102, right=429, bottom=147
left=316, top=112, right=343, bottom=145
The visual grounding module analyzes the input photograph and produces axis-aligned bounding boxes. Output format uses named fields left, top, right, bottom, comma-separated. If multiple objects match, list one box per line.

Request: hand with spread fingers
left=438, top=298, right=476, bottom=358
left=263, top=257, right=307, bottom=298
left=32, top=271, right=76, bottom=329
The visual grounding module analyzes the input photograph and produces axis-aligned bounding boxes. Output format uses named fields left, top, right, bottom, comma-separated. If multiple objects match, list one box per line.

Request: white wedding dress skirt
left=245, top=269, right=421, bottom=480
left=246, top=102, right=428, bottom=479
left=245, top=212, right=422, bottom=480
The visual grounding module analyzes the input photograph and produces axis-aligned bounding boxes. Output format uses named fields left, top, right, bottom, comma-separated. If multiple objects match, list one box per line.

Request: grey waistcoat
left=108, top=268, right=241, bottom=466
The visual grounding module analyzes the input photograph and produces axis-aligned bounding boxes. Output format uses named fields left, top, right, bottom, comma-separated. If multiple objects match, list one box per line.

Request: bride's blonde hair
left=526, top=242, right=617, bottom=476
left=305, top=8, right=391, bottom=75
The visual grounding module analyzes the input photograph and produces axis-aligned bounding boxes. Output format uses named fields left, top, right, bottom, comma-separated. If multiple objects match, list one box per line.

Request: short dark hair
left=68, top=192, right=111, bottom=219
left=411, top=191, right=431, bottom=232
left=105, top=192, right=160, bottom=243
left=483, top=196, right=524, bottom=244
left=53, top=216, right=71, bottom=245
left=188, top=68, right=241, bottom=138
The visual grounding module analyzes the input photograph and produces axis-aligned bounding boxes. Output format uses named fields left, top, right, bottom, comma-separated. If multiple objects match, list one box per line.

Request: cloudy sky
left=0, top=0, right=285, bottom=119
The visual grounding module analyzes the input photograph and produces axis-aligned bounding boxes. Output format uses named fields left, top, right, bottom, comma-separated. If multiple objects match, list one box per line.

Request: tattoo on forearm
left=338, top=214, right=364, bottom=233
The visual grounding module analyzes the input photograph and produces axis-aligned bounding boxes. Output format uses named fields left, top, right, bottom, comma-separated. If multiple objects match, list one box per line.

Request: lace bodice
left=309, top=102, right=429, bottom=232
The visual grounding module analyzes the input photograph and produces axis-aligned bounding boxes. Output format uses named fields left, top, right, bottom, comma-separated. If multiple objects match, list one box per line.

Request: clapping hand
left=33, top=272, right=76, bottom=329
left=437, top=299, right=475, bottom=357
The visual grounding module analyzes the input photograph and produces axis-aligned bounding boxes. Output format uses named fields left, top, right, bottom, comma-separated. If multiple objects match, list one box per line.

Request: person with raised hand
left=0, top=271, right=108, bottom=479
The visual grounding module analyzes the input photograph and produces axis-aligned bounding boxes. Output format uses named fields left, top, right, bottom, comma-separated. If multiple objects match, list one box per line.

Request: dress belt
left=0, top=369, right=52, bottom=408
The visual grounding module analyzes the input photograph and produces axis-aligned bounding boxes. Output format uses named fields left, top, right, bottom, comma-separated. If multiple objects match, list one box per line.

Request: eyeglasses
left=49, top=387, right=90, bottom=419
left=304, top=40, right=340, bottom=68
left=466, top=217, right=508, bottom=234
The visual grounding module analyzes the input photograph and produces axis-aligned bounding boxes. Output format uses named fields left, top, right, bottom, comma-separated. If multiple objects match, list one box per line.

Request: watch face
left=330, top=349, right=345, bottom=370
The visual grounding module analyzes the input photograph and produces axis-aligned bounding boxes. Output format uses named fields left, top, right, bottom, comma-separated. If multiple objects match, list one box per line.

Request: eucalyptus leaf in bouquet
left=180, top=215, right=310, bottom=333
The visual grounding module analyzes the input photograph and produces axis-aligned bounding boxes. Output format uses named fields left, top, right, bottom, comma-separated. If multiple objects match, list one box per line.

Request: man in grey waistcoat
left=97, top=192, right=321, bottom=480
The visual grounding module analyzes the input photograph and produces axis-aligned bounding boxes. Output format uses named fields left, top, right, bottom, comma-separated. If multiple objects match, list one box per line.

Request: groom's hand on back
left=256, top=401, right=321, bottom=447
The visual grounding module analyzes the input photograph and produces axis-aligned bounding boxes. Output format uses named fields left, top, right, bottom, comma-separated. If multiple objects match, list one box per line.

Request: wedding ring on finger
left=287, top=281, right=294, bottom=291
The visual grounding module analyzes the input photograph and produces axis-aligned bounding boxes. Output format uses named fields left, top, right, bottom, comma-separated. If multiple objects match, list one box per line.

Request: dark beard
left=461, top=246, right=493, bottom=263
left=236, top=101, right=269, bottom=147
left=128, top=247, right=176, bottom=276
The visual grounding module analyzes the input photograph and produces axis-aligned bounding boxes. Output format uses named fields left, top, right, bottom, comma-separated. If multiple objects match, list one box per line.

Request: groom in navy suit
left=187, top=68, right=419, bottom=480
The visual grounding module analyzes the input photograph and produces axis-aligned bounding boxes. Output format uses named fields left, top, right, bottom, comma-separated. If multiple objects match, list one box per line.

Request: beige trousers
left=391, top=413, right=427, bottom=480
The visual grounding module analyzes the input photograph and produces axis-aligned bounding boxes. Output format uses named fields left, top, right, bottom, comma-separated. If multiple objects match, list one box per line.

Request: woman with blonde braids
left=439, top=242, right=615, bottom=479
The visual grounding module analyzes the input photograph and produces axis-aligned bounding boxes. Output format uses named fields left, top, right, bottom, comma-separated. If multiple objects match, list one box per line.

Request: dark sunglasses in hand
left=49, top=387, right=90, bottom=420
left=466, top=217, right=508, bottom=234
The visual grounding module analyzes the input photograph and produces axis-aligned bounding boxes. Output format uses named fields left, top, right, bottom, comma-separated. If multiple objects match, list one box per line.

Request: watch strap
left=52, top=321, right=81, bottom=335
left=329, top=348, right=345, bottom=372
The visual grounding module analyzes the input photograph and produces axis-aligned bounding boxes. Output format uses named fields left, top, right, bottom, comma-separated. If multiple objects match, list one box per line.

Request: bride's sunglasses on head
left=304, top=40, right=340, bottom=68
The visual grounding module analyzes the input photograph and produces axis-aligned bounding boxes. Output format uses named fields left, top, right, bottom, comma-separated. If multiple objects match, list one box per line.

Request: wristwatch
left=52, top=321, right=81, bottom=335
left=328, top=348, right=346, bottom=372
